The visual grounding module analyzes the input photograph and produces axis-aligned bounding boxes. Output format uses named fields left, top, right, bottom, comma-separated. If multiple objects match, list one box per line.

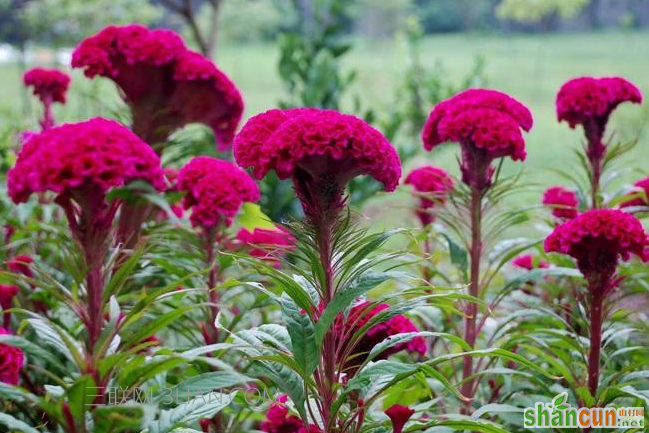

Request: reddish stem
left=40, top=97, right=54, bottom=130
left=461, top=187, right=483, bottom=412
left=587, top=288, right=604, bottom=400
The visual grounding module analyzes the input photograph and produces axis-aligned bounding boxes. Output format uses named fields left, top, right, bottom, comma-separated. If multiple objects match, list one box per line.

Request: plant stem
left=461, top=187, right=483, bottom=412
left=587, top=288, right=604, bottom=400
left=204, top=228, right=220, bottom=344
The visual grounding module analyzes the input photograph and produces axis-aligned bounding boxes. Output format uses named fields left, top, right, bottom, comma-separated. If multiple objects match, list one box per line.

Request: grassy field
left=2, top=30, right=648, bottom=211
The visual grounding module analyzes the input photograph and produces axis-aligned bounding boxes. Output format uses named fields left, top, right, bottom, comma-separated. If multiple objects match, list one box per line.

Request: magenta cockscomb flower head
left=0, top=327, right=24, bottom=385
left=385, top=404, right=415, bottom=433
left=621, top=177, right=649, bottom=208
left=7, top=255, right=34, bottom=278
left=544, top=209, right=648, bottom=292
left=234, top=108, right=400, bottom=220
left=542, top=186, right=579, bottom=220
left=336, top=301, right=426, bottom=373
left=405, top=165, right=454, bottom=226
left=422, top=89, right=532, bottom=191
left=236, top=227, right=295, bottom=266
left=557, top=77, right=642, bottom=149
left=72, top=24, right=243, bottom=150
left=512, top=254, right=549, bottom=271
left=23, top=67, right=71, bottom=130
left=177, top=156, right=259, bottom=230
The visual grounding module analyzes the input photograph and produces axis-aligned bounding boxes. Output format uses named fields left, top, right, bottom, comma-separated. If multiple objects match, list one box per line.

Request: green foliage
left=497, top=0, right=590, bottom=24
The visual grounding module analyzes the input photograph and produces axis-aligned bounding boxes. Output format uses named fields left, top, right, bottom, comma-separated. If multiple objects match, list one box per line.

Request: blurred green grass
left=2, top=31, right=648, bottom=213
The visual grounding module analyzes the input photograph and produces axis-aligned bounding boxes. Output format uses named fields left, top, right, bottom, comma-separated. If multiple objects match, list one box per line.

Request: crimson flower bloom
left=234, top=108, right=400, bottom=220
left=422, top=89, right=532, bottom=191
left=335, top=301, right=426, bottom=373
left=544, top=209, right=647, bottom=290
left=177, top=156, right=260, bottom=230
left=236, top=227, right=295, bottom=266
left=260, top=396, right=321, bottom=433
left=72, top=24, right=243, bottom=150
left=385, top=404, right=415, bottom=433
left=0, top=285, right=19, bottom=329
left=0, top=327, right=24, bottom=385
left=404, top=166, right=454, bottom=226
left=542, top=186, right=579, bottom=220
left=512, top=254, right=549, bottom=271
left=557, top=77, right=642, bottom=150
left=23, top=67, right=71, bottom=130
left=7, top=255, right=34, bottom=278
left=621, top=177, right=649, bottom=208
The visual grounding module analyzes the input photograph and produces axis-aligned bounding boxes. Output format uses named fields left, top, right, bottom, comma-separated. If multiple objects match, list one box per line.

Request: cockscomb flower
left=177, top=156, right=259, bottom=230
left=72, top=24, right=243, bottom=150
left=0, top=327, right=24, bottom=385
left=544, top=209, right=647, bottom=291
left=336, top=301, right=426, bottom=372
left=0, top=285, right=18, bottom=311
left=422, top=89, right=533, bottom=191
left=405, top=166, right=454, bottom=225
left=234, top=108, right=400, bottom=219
left=7, top=118, right=165, bottom=205
left=512, top=254, right=549, bottom=271
left=7, top=255, right=34, bottom=278
left=23, top=67, right=71, bottom=130
left=385, top=404, right=415, bottom=433
left=542, top=186, right=579, bottom=220
left=621, top=177, right=649, bottom=208
left=236, top=227, right=295, bottom=265
left=260, top=396, right=321, bottom=433
left=557, top=77, right=642, bottom=146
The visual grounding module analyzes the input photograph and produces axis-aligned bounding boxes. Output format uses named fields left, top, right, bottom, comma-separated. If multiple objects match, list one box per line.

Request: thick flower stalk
left=0, top=327, right=25, bottom=385
left=7, top=118, right=165, bottom=353
left=234, top=107, right=401, bottom=431
left=23, top=67, right=71, bottom=130
left=177, top=156, right=259, bottom=344
left=422, top=88, right=532, bottom=409
left=556, top=77, right=642, bottom=208
left=72, top=24, right=243, bottom=151
left=542, top=186, right=579, bottom=220
left=544, top=209, right=648, bottom=398
left=405, top=166, right=454, bottom=227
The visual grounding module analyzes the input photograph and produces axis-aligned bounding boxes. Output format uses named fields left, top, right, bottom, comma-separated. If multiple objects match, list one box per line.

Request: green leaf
left=169, top=371, right=252, bottom=397
left=441, top=233, right=468, bottom=277
left=472, top=403, right=523, bottom=419
left=281, top=296, right=319, bottom=376
left=237, top=203, right=275, bottom=230
left=94, top=405, right=145, bottom=433
left=67, top=375, right=96, bottom=421
left=0, top=413, right=41, bottom=433
left=149, top=392, right=229, bottom=433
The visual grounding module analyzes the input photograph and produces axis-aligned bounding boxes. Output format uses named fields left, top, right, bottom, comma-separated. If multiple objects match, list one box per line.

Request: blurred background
left=1, top=0, right=648, bottom=220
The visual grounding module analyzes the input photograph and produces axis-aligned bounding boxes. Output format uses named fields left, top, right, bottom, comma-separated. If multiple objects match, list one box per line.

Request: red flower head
left=72, top=24, right=243, bottom=150
left=177, top=156, right=260, bottom=230
left=336, top=302, right=426, bottom=373
left=0, top=285, right=19, bottom=311
left=544, top=209, right=648, bottom=292
left=7, top=255, right=34, bottom=278
left=234, top=108, right=401, bottom=219
left=236, top=227, right=296, bottom=266
left=260, top=398, right=306, bottom=433
left=421, top=89, right=533, bottom=191
left=511, top=254, right=549, bottom=271
left=23, top=67, right=71, bottom=104
left=7, top=118, right=165, bottom=204
left=385, top=404, right=415, bottom=433
left=404, top=166, right=454, bottom=225
left=556, top=77, right=642, bottom=148
left=621, top=177, right=649, bottom=208
left=542, top=186, right=579, bottom=220
left=0, top=327, right=24, bottom=385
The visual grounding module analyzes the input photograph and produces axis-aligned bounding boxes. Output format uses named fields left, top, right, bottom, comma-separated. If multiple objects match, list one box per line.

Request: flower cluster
left=544, top=209, right=648, bottom=289
left=177, top=157, right=260, bottom=229
left=336, top=301, right=426, bottom=371
left=421, top=89, right=532, bottom=190
left=23, top=68, right=71, bottom=104
left=260, top=396, right=321, bottom=433
left=542, top=186, right=579, bottom=220
left=234, top=108, right=400, bottom=217
left=405, top=166, right=454, bottom=225
left=621, top=177, right=649, bottom=208
left=556, top=77, right=642, bottom=133
left=72, top=24, right=243, bottom=149
left=385, top=404, right=415, bottom=433
left=236, top=227, right=295, bottom=265
left=511, top=254, right=549, bottom=270
left=7, top=118, right=165, bottom=204
left=7, top=255, right=34, bottom=278
left=0, top=327, right=24, bottom=385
